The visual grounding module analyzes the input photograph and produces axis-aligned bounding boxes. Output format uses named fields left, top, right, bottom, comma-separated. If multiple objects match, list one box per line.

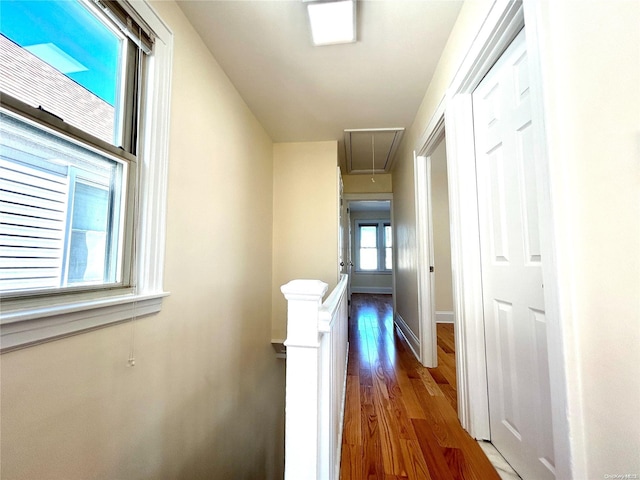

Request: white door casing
left=414, top=152, right=437, bottom=367
left=338, top=169, right=347, bottom=277
left=414, top=103, right=446, bottom=368
left=346, top=205, right=352, bottom=301
left=472, top=29, right=555, bottom=479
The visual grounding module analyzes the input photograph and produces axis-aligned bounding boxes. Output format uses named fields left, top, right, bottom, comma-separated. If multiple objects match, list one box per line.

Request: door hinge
left=429, top=266, right=434, bottom=273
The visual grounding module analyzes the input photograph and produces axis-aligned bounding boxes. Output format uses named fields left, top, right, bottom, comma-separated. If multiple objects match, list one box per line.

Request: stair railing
left=281, top=274, right=349, bottom=480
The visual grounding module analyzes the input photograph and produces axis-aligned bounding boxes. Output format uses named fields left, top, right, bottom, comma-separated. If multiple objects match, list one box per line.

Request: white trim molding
left=416, top=99, right=446, bottom=158
left=446, top=91, right=489, bottom=439
left=1, top=292, right=169, bottom=351
left=0, top=0, right=173, bottom=353
left=414, top=99, right=447, bottom=368
left=394, top=312, right=420, bottom=361
left=414, top=152, right=436, bottom=367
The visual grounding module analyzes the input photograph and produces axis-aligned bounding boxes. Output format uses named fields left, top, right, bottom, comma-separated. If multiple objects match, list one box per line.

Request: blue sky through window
left=1, top=0, right=120, bottom=105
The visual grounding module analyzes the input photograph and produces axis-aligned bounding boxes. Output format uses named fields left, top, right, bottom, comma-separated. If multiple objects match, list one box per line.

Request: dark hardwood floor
left=340, top=293, right=499, bottom=480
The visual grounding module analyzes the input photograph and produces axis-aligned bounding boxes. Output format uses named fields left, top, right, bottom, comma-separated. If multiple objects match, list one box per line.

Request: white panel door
left=472, top=29, right=555, bottom=480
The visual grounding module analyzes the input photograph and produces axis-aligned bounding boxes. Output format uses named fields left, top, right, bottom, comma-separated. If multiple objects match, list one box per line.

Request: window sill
left=354, top=270, right=392, bottom=275
left=0, top=290, right=169, bottom=352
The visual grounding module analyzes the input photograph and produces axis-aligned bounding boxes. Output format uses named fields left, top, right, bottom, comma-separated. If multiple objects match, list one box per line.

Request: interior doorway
left=343, top=193, right=394, bottom=297
left=414, top=110, right=452, bottom=369
left=348, top=200, right=393, bottom=295
left=430, top=141, right=454, bottom=329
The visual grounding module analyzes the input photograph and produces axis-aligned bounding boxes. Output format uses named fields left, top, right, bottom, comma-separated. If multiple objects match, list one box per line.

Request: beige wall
left=393, top=0, right=640, bottom=477
left=392, top=150, right=419, bottom=332
left=393, top=0, right=494, bottom=339
left=533, top=1, right=640, bottom=476
left=271, top=141, right=339, bottom=340
left=0, top=2, right=285, bottom=479
left=431, top=140, right=453, bottom=313
left=343, top=172, right=392, bottom=193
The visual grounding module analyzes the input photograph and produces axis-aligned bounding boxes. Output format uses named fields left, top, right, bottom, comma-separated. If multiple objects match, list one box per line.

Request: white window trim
left=0, top=0, right=173, bottom=352
left=354, top=219, right=392, bottom=274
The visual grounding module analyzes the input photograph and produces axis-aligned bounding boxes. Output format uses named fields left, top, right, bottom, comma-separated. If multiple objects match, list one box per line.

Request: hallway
left=340, top=294, right=500, bottom=480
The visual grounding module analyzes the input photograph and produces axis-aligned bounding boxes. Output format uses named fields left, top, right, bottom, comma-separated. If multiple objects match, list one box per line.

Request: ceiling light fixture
left=305, top=0, right=356, bottom=46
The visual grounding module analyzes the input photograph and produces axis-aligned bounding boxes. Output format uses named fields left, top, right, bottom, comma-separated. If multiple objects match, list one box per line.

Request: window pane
left=360, top=248, right=377, bottom=270
left=385, top=225, right=392, bottom=247
left=360, top=225, right=378, bottom=248
left=0, top=111, right=126, bottom=294
left=67, top=183, right=110, bottom=284
left=384, top=225, right=392, bottom=269
left=0, top=0, right=125, bottom=144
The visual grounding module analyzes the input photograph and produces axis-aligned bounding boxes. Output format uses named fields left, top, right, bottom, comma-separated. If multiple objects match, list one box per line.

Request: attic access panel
left=344, top=128, right=404, bottom=174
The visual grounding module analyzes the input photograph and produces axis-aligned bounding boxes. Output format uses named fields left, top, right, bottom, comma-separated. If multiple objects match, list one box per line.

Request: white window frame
left=355, top=220, right=392, bottom=274
left=0, top=0, right=173, bottom=352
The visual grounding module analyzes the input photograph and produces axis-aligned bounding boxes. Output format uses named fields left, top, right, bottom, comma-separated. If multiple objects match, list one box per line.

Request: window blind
left=92, top=0, right=155, bottom=54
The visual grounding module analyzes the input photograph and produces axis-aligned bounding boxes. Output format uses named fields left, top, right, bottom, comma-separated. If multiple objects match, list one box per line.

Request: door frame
left=343, top=193, right=395, bottom=310
left=416, top=0, right=573, bottom=478
left=414, top=104, right=446, bottom=368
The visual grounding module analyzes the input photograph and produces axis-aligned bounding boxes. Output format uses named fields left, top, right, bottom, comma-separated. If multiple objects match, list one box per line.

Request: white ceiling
left=176, top=0, right=463, bottom=171
left=349, top=200, right=390, bottom=212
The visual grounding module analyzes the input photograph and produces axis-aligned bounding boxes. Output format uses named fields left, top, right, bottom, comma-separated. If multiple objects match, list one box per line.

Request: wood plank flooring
left=340, top=294, right=499, bottom=480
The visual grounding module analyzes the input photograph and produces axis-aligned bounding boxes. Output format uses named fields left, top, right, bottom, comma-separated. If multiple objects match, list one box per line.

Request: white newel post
left=281, top=279, right=329, bottom=480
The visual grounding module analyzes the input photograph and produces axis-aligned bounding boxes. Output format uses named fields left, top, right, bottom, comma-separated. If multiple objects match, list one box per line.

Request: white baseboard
left=351, top=286, right=393, bottom=294
left=394, top=313, right=421, bottom=361
left=436, top=311, right=454, bottom=323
